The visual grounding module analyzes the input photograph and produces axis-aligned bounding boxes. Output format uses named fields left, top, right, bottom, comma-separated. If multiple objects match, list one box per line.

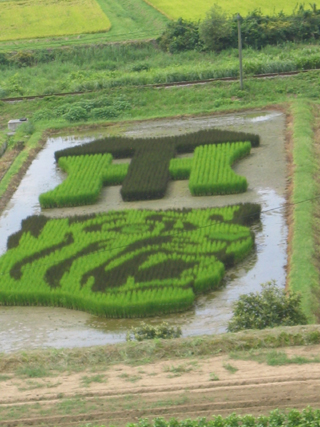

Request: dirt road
left=1, top=345, right=320, bottom=426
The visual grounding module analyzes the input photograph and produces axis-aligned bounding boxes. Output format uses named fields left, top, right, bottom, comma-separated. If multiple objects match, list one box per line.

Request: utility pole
left=237, top=13, right=243, bottom=90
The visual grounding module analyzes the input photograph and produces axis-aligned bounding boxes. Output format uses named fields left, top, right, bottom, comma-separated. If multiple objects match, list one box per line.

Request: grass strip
left=1, top=325, right=320, bottom=373
left=0, top=131, right=43, bottom=199
left=289, top=101, right=319, bottom=321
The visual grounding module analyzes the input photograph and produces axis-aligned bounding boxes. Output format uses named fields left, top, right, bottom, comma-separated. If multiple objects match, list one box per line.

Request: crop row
left=0, top=205, right=260, bottom=317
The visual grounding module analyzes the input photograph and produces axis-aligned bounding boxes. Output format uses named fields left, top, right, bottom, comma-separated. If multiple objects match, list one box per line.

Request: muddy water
left=0, top=111, right=287, bottom=353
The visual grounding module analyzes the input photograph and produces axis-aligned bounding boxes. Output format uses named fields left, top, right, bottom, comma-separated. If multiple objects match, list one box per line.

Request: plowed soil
left=1, top=345, right=320, bottom=426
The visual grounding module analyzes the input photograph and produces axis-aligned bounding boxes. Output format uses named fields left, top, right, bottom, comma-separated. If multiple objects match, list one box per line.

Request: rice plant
left=188, top=142, right=251, bottom=196
left=39, top=154, right=128, bottom=208
left=0, top=204, right=260, bottom=317
left=41, top=129, right=258, bottom=207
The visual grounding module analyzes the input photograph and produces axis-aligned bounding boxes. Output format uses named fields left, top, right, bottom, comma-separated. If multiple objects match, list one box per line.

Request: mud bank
left=0, top=110, right=287, bottom=353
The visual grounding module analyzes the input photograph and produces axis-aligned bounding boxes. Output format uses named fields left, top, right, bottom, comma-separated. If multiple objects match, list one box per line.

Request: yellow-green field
left=143, top=0, right=315, bottom=20
left=0, top=0, right=111, bottom=41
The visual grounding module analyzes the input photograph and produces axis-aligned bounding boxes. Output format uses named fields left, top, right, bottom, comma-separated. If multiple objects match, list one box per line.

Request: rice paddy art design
left=0, top=204, right=260, bottom=317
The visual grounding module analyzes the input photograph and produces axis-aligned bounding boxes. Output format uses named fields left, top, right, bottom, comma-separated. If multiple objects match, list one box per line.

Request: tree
left=227, top=281, right=308, bottom=332
left=157, top=18, right=202, bottom=53
left=199, top=5, right=232, bottom=51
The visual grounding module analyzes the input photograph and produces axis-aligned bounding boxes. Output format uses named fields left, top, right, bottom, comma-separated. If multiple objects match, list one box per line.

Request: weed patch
left=223, top=363, right=238, bottom=374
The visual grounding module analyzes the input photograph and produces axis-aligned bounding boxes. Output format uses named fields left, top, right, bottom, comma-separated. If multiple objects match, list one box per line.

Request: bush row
left=123, top=407, right=320, bottom=427
left=32, top=96, right=131, bottom=123
left=0, top=205, right=260, bottom=317
left=158, top=6, right=320, bottom=53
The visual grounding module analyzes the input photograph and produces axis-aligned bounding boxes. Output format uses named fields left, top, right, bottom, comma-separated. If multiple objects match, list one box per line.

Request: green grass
left=1, top=70, right=320, bottom=132
left=81, top=374, right=106, bottom=387
left=0, top=0, right=111, bottom=42
left=289, top=102, right=319, bottom=321
left=163, top=363, right=195, bottom=377
left=2, top=43, right=320, bottom=97
left=142, top=0, right=315, bottom=20
left=223, top=362, right=238, bottom=374
left=16, top=365, right=50, bottom=378
left=1, top=325, right=320, bottom=375
left=230, top=349, right=320, bottom=365
left=209, top=372, right=219, bottom=381
left=0, top=0, right=168, bottom=52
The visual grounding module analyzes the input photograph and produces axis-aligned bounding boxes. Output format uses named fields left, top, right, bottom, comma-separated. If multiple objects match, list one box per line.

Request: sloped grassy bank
left=1, top=324, right=320, bottom=373
left=288, top=102, right=320, bottom=321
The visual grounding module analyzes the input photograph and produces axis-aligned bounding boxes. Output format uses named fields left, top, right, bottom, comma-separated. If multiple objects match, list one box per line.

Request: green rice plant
left=39, top=154, right=128, bottom=208
left=187, top=142, right=251, bottom=196
left=0, top=205, right=260, bottom=318
left=169, top=157, right=192, bottom=180
left=45, top=129, right=258, bottom=206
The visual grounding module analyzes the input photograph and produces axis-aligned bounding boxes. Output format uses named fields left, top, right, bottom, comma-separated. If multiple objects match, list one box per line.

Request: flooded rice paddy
left=0, top=110, right=287, bottom=353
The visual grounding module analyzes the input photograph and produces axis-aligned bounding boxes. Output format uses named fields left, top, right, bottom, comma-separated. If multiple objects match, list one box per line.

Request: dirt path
left=1, top=345, right=320, bottom=426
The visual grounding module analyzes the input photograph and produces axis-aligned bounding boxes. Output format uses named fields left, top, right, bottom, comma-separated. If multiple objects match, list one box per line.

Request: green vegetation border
left=1, top=325, right=320, bottom=373
left=0, top=131, right=43, bottom=200
left=289, top=101, right=319, bottom=321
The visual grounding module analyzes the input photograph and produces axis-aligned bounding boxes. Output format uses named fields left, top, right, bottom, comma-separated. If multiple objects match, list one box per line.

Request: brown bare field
left=1, top=344, right=320, bottom=426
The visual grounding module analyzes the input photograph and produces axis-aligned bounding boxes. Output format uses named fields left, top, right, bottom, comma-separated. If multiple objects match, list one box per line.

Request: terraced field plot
left=143, top=0, right=310, bottom=20
left=0, top=0, right=111, bottom=41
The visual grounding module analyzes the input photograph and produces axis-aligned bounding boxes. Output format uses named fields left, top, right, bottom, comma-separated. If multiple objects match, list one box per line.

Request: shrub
left=158, top=18, right=203, bottom=53
left=126, top=322, right=182, bottom=341
left=63, top=106, right=88, bottom=122
left=199, top=5, right=232, bottom=52
left=90, top=106, right=119, bottom=120
left=131, top=62, right=151, bottom=72
left=227, top=281, right=308, bottom=332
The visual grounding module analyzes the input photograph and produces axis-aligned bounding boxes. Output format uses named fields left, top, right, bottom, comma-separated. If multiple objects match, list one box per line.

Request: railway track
left=0, top=68, right=317, bottom=103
